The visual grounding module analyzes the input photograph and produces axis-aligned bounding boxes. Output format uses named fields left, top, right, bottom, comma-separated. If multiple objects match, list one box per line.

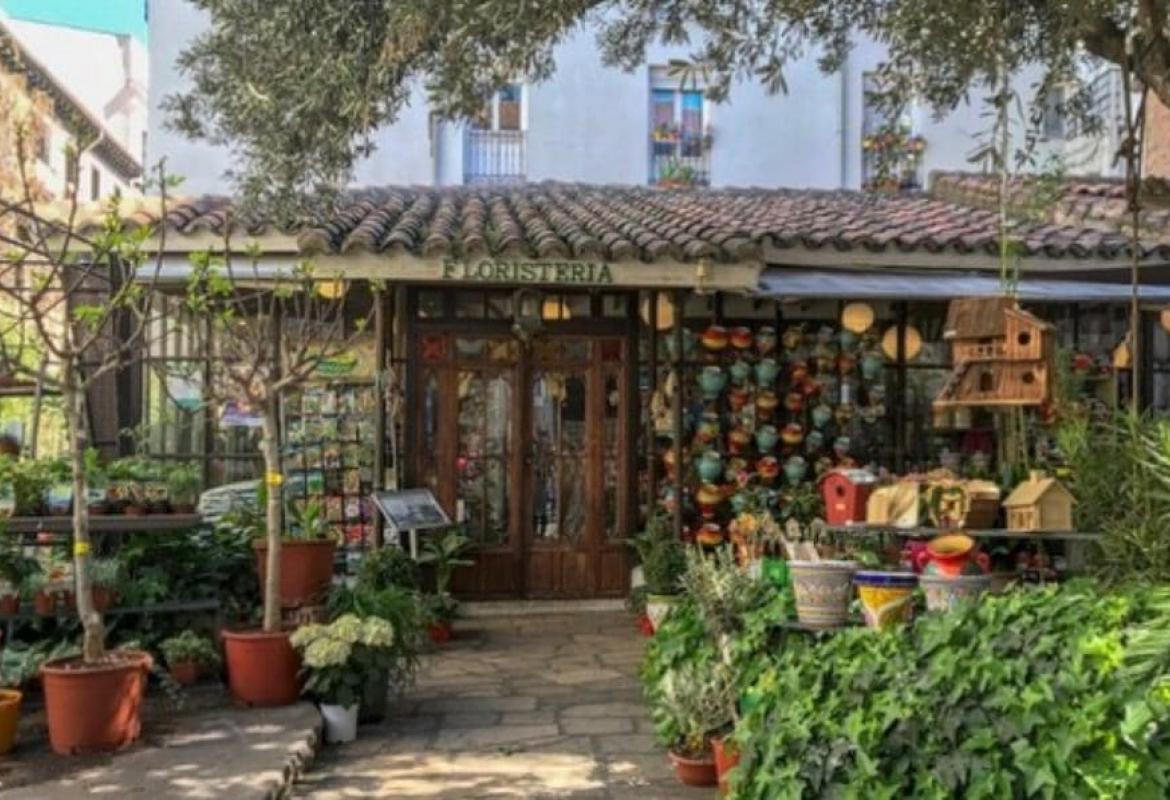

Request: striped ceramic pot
left=919, top=573, right=992, bottom=612
left=789, top=560, right=858, bottom=629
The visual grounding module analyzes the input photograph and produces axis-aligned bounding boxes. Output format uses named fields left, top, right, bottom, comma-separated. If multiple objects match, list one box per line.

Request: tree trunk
left=260, top=400, right=283, bottom=633
left=64, top=367, right=104, bottom=662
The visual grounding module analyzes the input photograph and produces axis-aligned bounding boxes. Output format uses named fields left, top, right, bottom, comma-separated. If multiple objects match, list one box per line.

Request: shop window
left=417, top=290, right=444, bottom=318
left=649, top=67, right=711, bottom=187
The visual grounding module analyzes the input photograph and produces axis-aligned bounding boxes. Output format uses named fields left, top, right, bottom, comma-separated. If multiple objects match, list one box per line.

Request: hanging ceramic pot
left=754, top=358, right=779, bottom=385
left=729, top=491, right=750, bottom=514
left=727, top=427, right=751, bottom=455
left=781, top=423, right=804, bottom=447
left=696, top=451, right=723, bottom=483
left=696, top=522, right=725, bottom=546
left=834, top=404, right=854, bottom=426
left=816, top=325, right=835, bottom=346
left=860, top=351, right=885, bottom=381
left=838, top=329, right=859, bottom=350
left=756, top=326, right=777, bottom=355
left=696, top=413, right=721, bottom=444
left=698, top=366, right=727, bottom=400
left=755, top=425, right=779, bottom=452
left=784, top=456, right=808, bottom=485
left=658, top=486, right=677, bottom=514
left=661, top=448, right=677, bottom=478
left=696, top=484, right=724, bottom=519
left=790, top=360, right=810, bottom=384
left=729, top=327, right=753, bottom=350
left=837, top=353, right=857, bottom=376
left=756, top=391, right=779, bottom=419
left=725, top=457, right=748, bottom=484
left=812, top=404, right=833, bottom=429
left=701, top=325, right=729, bottom=352
left=784, top=391, right=804, bottom=414
left=832, top=435, right=851, bottom=460
left=728, top=387, right=750, bottom=412
left=782, top=325, right=804, bottom=351
left=729, top=360, right=752, bottom=386
left=805, top=429, right=825, bottom=454
left=757, top=456, right=780, bottom=484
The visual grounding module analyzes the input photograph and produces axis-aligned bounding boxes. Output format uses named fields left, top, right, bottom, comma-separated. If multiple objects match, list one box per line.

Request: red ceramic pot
left=40, top=650, right=151, bottom=755
left=712, top=736, right=741, bottom=796
left=696, top=523, right=724, bottom=546
left=701, top=325, right=729, bottom=352
left=222, top=630, right=300, bottom=707
left=669, top=750, right=718, bottom=787
left=729, top=327, right=753, bottom=350
left=916, top=534, right=990, bottom=577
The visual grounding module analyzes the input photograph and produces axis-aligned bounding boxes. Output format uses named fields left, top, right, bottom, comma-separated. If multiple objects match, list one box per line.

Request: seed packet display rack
left=281, top=380, right=379, bottom=574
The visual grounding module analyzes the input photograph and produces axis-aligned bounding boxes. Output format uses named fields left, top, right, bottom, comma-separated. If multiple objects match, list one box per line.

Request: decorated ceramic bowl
left=701, top=325, right=729, bottom=352
left=729, top=327, right=753, bottom=350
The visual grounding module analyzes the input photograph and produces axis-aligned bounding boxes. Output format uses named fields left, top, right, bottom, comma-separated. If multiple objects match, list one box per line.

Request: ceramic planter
left=696, top=451, right=723, bottom=483
left=697, top=367, right=727, bottom=400
left=320, top=703, right=359, bottom=743
left=696, top=522, right=723, bottom=546
left=756, top=326, right=777, bottom=355
left=755, top=425, right=778, bottom=452
left=861, top=352, right=885, bottom=381
left=701, top=325, right=729, bottom=352
left=754, top=358, right=779, bottom=385
left=669, top=750, right=718, bottom=787
left=253, top=538, right=337, bottom=608
left=756, top=391, right=779, bottom=419
left=756, top=456, right=780, bottom=483
left=920, top=573, right=992, bottom=612
left=812, top=404, right=833, bottom=428
left=0, top=689, right=19, bottom=755
left=712, top=735, right=740, bottom=796
left=916, top=534, right=990, bottom=577
left=781, top=423, right=804, bottom=447
left=729, top=327, right=753, bottom=350
left=789, top=560, right=858, bottom=629
left=854, top=571, right=918, bottom=630
left=222, top=630, right=300, bottom=707
left=645, top=593, right=679, bottom=631
left=727, top=428, right=751, bottom=454
left=40, top=650, right=151, bottom=755
left=783, top=456, right=808, bottom=485
left=696, top=483, right=724, bottom=519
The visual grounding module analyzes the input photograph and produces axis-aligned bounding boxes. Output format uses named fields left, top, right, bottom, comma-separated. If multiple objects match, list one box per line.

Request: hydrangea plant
left=290, top=614, right=395, bottom=708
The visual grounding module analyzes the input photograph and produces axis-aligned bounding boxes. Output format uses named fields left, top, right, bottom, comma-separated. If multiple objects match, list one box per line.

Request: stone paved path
left=294, top=611, right=709, bottom=799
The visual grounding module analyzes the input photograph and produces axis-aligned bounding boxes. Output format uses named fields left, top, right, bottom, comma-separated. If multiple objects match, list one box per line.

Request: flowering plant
left=290, top=614, right=395, bottom=707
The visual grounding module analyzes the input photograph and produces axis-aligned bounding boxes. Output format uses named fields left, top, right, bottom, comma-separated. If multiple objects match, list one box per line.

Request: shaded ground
left=294, top=611, right=707, bottom=799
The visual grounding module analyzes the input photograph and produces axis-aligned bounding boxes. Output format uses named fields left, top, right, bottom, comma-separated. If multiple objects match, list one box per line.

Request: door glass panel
left=419, top=369, right=441, bottom=494
left=456, top=369, right=512, bottom=545
left=603, top=370, right=621, bottom=538
left=531, top=370, right=587, bottom=544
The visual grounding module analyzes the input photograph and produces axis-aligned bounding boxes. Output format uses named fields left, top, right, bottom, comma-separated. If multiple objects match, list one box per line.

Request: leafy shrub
left=731, top=582, right=1170, bottom=799
left=159, top=630, right=221, bottom=668
left=629, top=513, right=686, bottom=595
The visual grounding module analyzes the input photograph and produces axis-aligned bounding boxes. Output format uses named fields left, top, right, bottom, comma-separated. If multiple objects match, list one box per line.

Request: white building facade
left=147, top=1, right=1123, bottom=195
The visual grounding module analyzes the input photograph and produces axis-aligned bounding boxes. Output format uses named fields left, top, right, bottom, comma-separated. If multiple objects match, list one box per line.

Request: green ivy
left=730, top=582, right=1170, bottom=799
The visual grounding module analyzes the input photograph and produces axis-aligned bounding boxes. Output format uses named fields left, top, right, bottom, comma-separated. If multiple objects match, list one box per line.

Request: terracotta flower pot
left=0, top=688, right=20, bottom=755
left=669, top=749, right=718, bottom=787
left=92, top=587, right=115, bottom=613
left=168, top=661, right=199, bottom=687
left=34, top=591, right=56, bottom=616
left=0, top=594, right=18, bottom=616
left=712, top=736, right=740, bottom=796
left=253, top=539, right=337, bottom=607
left=40, top=650, right=151, bottom=755
left=222, top=630, right=300, bottom=707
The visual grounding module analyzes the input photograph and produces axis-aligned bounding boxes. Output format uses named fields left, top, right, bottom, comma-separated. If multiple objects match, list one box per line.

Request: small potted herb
left=89, top=558, right=121, bottom=612
left=26, top=572, right=55, bottom=616
left=83, top=449, right=109, bottom=514
left=166, top=462, right=201, bottom=514
left=418, top=528, right=473, bottom=644
left=659, top=664, right=736, bottom=788
left=289, top=614, right=396, bottom=743
left=11, top=460, right=50, bottom=517
left=159, top=631, right=221, bottom=686
left=0, top=540, right=37, bottom=615
left=41, top=458, right=72, bottom=516
left=628, top=513, right=685, bottom=631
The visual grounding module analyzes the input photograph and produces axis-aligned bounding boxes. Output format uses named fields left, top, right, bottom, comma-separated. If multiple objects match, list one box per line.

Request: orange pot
left=92, top=587, right=115, bottom=613
left=223, top=630, right=300, bottom=707
left=0, top=688, right=20, bottom=755
left=40, top=650, right=151, bottom=755
left=669, top=750, right=718, bottom=787
left=712, top=735, right=741, bottom=796
left=169, top=661, right=199, bottom=686
left=253, top=539, right=337, bottom=607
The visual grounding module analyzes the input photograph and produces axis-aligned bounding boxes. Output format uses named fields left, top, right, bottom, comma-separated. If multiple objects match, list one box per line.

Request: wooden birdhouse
left=866, top=481, right=920, bottom=528
left=1003, top=471, right=1074, bottom=532
left=820, top=468, right=877, bottom=525
left=934, top=297, right=1053, bottom=409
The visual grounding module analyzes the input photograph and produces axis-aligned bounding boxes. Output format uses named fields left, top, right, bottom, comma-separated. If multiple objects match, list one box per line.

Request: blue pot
left=754, top=359, right=779, bottom=385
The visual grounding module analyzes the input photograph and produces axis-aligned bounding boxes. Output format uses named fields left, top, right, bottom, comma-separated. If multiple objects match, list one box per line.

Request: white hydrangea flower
left=329, top=614, right=364, bottom=644
left=360, top=617, right=395, bottom=648
left=302, top=636, right=352, bottom=668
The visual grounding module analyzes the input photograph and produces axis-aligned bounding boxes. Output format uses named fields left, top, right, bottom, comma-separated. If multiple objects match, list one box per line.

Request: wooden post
left=372, top=285, right=387, bottom=549
left=647, top=292, right=658, bottom=513
left=672, top=289, right=685, bottom=540
left=894, top=301, right=908, bottom=474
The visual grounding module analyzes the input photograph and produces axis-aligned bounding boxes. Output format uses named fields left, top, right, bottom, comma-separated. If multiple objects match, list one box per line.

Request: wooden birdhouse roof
left=1003, top=473, right=1074, bottom=507
left=943, top=297, right=1013, bottom=340
left=1003, top=305, right=1054, bottom=331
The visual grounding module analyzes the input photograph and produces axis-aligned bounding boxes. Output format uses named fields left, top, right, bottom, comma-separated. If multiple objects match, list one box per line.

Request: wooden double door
left=412, top=329, right=633, bottom=598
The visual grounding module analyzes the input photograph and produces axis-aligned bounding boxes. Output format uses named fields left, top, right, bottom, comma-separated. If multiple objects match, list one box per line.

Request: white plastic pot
left=320, top=703, right=359, bottom=743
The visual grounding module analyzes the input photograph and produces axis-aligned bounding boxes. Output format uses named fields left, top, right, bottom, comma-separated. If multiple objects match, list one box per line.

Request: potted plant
left=83, top=449, right=110, bottom=514
left=290, top=614, right=396, bottom=743
left=629, top=513, right=685, bottom=631
left=166, top=462, right=202, bottom=514
left=659, top=663, right=735, bottom=787
left=253, top=498, right=338, bottom=609
left=0, top=679, right=20, bottom=755
left=89, top=558, right=121, bottom=612
left=159, top=631, right=221, bottom=686
left=0, top=539, right=37, bottom=615
left=26, top=571, right=56, bottom=616
left=418, top=528, right=473, bottom=643
left=107, top=457, right=147, bottom=515
left=10, top=459, right=50, bottom=516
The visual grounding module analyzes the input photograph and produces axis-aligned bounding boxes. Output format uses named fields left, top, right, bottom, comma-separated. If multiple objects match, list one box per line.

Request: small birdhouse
left=1003, top=471, right=1075, bottom=532
left=820, top=468, right=877, bottom=525
left=866, top=481, right=920, bottom=528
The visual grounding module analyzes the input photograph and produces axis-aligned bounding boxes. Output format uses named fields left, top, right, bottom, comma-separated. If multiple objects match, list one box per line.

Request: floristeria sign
left=441, top=258, right=614, bottom=286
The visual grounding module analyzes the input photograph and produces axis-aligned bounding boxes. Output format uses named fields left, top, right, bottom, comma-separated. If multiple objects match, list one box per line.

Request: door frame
left=405, top=289, right=637, bottom=599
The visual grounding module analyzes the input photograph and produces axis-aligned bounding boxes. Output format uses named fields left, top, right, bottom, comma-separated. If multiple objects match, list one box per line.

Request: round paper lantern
left=881, top=325, right=922, bottom=361
left=639, top=293, right=676, bottom=330
left=841, top=302, right=875, bottom=333
left=1160, top=307, right=1170, bottom=333
left=542, top=297, right=571, bottom=321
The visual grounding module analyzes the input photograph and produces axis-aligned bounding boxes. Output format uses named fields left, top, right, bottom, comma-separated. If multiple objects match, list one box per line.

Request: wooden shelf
left=822, top=524, right=1101, bottom=542
left=1, top=598, right=219, bottom=623
left=0, top=514, right=203, bottom=535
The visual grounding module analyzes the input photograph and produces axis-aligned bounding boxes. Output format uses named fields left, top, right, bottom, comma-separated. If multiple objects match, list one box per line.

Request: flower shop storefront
left=137, top=184, right=1170, bottom=601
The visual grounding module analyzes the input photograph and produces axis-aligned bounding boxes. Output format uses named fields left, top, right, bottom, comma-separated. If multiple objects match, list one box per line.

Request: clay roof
left=59, top=177, right=1170, bottom=265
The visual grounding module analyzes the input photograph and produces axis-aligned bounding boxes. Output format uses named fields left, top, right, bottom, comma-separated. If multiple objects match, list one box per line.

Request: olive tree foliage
left=168, top=0, right=1161, bottom=208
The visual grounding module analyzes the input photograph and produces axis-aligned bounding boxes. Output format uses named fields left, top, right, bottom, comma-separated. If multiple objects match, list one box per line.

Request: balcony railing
left=649, top=136, right=710, bottom=187
left=464, top=130, right=526, bottom=185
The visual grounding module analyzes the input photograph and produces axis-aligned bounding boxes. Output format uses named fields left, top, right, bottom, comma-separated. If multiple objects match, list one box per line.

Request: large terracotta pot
left=789, top=560, right=858, bottom=629
left=669, top=749, right=718, bottom=787
left=712, top=735, right=740, bottom=796
left=0, top=688, right=20, bottom=755
left=222, top=630, right=300, bottom=707
left=40, top=650, right=151, bottom=755
left=253, top=538, right=337, bottom=607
